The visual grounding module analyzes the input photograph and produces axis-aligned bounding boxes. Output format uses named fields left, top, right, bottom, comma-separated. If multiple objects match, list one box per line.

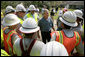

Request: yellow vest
left=18, top=18, right=23, bottom=24
left=26, top=13, right=38, bottom=23
left=1, top=12, right=4, bottom=18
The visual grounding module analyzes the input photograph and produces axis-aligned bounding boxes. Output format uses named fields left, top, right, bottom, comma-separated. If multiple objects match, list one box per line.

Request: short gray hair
left=42, top=9, right=49, bottom=15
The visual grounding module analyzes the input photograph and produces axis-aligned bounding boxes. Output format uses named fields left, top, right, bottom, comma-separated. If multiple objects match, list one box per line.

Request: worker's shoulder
left=39, top=17, right=44, bottom=22
left=4, top=28, right=16, bottom=34
left=4, top=28, right=11, bottom=34
left=35, top=40, right=45, bottom=46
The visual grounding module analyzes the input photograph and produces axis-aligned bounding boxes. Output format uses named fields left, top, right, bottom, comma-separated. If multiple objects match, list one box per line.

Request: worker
left=38, top=9, right=55, bottom=44
left=40, top=41, right=68, bottom=56
left=16, top=4, right=26, bottom=37
left=23, top=5, right=38, bottom=23
left=2, top=14, right=22, bottom=55
left=16, top=4, right=26, bottom=23
left=23, top=5, right=40, bottom=39
left=5, top=6, right=15, bottom=15
left=13, top=18, right=45, bottom=56
left=50, top=11, right=84, bottom=56
left=2, top=6, right=16, bottom=29
left=72, top=10, right=84, bottom=45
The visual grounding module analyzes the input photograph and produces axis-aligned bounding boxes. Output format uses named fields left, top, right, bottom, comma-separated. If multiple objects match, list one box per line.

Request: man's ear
left=61, top=23, right=64, bottom=28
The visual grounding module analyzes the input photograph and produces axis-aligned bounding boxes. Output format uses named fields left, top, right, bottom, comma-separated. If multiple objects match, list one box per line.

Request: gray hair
left=42, top=9, right=49, bottom=15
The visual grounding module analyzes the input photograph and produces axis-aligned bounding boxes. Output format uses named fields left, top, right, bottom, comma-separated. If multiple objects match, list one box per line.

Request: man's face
left=10, top=24, right=18, bottom=29
left=18, top=11, right=25, bottom=18
left=44, top=11, right=49, bottom=19
left=31, top=10, right=35, bottom=14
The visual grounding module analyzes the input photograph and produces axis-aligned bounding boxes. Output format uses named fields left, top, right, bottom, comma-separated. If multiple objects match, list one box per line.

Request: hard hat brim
left=2, top=19, right=20, bottom=26
left=59, top=17, right=78, bottom=27
left=19, top=26, right=40, bottom=34
left=78, top=16, right=84, bottom=20
left=29, top=9, right=36, bottom=11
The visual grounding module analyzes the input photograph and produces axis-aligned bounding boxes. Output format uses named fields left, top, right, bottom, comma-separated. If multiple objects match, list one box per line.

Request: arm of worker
left=15, top=23, right=22, bottom=34
left=38, top=20, right=42, bottom=39
left=75, top=40, right=84, bottom=56
left=11, top=34, right=22, bottom=56
left=11, top=34, right=21, bottom=45
left=37, top=30, right=40, bottom=39
left=51, top=17, right=55, bottom=31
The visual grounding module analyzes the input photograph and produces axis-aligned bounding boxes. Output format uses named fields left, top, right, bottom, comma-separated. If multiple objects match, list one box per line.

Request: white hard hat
left=19, top=18, right=40, bottom=33
left=5, top=6, right=15, bottom=14
left=2, top=14, right=20, bottom=26
left=40, top=41, right=68, bottom=56
left=16, top=4, right=26, bottom=12
left=28, top=5, right=36, bottom=11
left=59, top=11, right=78, bottom=27
left=73, top=10, right=83, bottom=19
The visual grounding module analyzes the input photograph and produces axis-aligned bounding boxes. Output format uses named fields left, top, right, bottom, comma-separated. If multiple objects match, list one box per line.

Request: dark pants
left=41, top=31, right=51, bottom=44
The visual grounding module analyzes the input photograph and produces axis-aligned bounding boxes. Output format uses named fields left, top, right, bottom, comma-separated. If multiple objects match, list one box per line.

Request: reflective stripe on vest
left=75, top=32, right=80, bottom=45
left=26, top=13, right=38, bottom=23
left=57, top=31, right=63, bottom=44
left=18, top=18, right=23, bottom=24
left=1, top=29, right=3, bottom=38
left=50, top=31, right=56, bottom=41
left=6, top=31, right=16, bottom=55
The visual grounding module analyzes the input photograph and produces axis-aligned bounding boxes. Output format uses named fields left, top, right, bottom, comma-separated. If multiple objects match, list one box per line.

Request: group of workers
left=1, top=3, right=84, bottom=56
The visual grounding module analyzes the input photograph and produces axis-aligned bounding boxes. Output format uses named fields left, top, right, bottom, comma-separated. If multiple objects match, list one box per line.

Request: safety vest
left=26, top=13, right=38, bottom=23
left=1, top=12, right=4, bottom=18
left=3, top=27, right=22, bottom=55
left=18, top=18, right=23, bottom=24
left=1, top=29, right=4, bottom=48
left=50, top=30, right=81, bottom=55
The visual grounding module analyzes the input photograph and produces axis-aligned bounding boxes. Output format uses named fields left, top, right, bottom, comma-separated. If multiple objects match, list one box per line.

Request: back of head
left=40, top=41, right=68, bottom=56
left=16, top=4, right=26, bottom=12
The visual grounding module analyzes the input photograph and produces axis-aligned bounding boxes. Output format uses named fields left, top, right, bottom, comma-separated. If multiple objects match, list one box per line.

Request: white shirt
left=13, top=38, right=45, bottom=56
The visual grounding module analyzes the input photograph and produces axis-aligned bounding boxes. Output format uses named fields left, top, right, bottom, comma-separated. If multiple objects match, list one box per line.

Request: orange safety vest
left=3, top=27, right=22, bottom=55
left=50, top=30, right=81, bottom=55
